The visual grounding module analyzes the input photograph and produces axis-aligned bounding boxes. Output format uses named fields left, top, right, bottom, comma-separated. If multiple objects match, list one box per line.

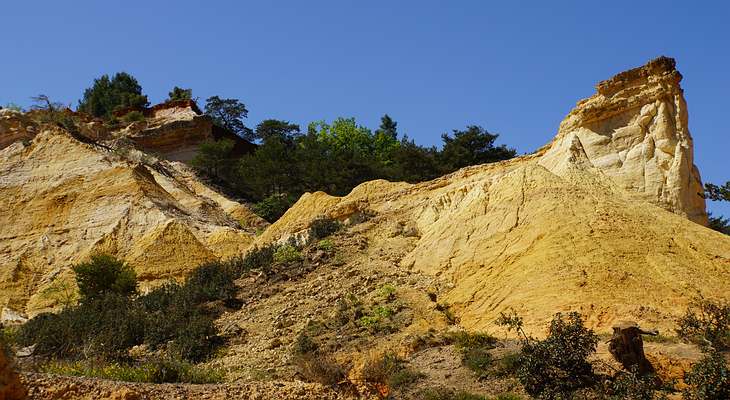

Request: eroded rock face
left=118, top=101, right=215, bottom=162
left=258, top=58, right=729, bottom=335
left=0, top=127, right=264, bottom=314
left=0, top=109, right=37, bottom=150
left=539, top=57, right=707, bottom=224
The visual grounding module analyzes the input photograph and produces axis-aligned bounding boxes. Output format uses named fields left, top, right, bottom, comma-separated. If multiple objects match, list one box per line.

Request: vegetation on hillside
left=77, top=72, right=149, bottom=119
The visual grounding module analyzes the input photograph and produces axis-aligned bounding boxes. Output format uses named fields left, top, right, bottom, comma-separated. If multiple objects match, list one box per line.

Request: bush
left=273, top=244, right=303, bottom=264
left=682, top=351, right=729, bottom=400
left=72, top=254, right=137, bottom=303
left=121, top=110, right=145, bottom=123
left=316, top=239, right=334, bottom=251
left=310, top=217, right=341, bottom=240
left=293, top=352, right=346, bottom=386
left=448, top=331, right=498, bottom=377
left=609, top=369, right=663, bottom=400
left=676, top=297, right=730, bottom=350
left=358, top=305, right=396, bottom=333
left=515, top=312, right=598, bottom=399
left=181, top=260, right=237, bottom=304
left=20, top=258, right=227, bottom=363
left=231, top=245, right=276, bottom=273
left=252, top=194, right=295, bottom=223
left=18, top=293, right=145, bottom=361
left=138, top=282, right=220, bottom=363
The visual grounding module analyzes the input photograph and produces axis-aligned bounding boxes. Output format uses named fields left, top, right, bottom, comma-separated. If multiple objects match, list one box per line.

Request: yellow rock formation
left=258, top=57, right=730, bottom=334
left=0, top=127, right=262, bottom=315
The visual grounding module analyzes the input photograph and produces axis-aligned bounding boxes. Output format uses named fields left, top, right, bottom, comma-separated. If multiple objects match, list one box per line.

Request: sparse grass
left=491, top=352, right=521, bottom=377
left=40, top=359, right=224, bottom=384
left=642, top=334, right=680, bottom=344
left=419, top=388, right=489, bottom=400
left=292, top=352, right=346, bottom=386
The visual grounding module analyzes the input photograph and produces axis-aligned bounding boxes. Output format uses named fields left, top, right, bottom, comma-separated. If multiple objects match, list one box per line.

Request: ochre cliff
left=0, top=126, right=263, bottom=315
left=257, top=57, right=729, bottom=335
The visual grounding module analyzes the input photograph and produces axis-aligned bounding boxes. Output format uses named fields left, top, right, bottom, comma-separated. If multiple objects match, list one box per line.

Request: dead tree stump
left=608, top=321, right=658, bottom=375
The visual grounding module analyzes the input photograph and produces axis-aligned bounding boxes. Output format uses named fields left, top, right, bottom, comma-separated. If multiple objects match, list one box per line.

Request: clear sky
left=1, top=1, right=728, bottom=216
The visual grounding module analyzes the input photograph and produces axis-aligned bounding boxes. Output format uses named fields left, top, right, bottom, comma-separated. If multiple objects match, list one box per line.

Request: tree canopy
left=439, top=125, right=516, bottom=171
left=167, top=86, right=193, bottom=102
left=204, top=96, right=254, bottom=141
left=197, top=115, right=516, bottom=221
left=77, top=72, right=149, bottom=119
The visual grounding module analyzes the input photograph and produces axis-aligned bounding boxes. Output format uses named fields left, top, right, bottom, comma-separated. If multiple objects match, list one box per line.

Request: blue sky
left=1, top=1, right=728, bottom=216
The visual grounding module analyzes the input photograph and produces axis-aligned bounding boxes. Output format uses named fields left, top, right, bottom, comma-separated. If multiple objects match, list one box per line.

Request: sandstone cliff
left=258, top=57, right=729, bottom=334
left=0, top=126, right=263, bottom=315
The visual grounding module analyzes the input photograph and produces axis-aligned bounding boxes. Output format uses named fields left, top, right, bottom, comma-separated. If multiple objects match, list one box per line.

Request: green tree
left=72, top=254, right=137, bottom=303
left=705, top=182, right=730, bottom=202
left=439, top=125, right=516, bottom=172
left=375, top=114, right=398, bottom=140
left=255, top=119, right=300, bottom=142
left=238, top=122, right=300, bottom=199
left=204, top=96, right=254, bottom=141
left=191, top=138, right=235, bottom=179
left=708, top=213, right=730, bottom=235
left=77, top=72, right=149, bottom=119
left=388, top=136, right=441, bottom=182
left=167, top=86, right=192, bottom=102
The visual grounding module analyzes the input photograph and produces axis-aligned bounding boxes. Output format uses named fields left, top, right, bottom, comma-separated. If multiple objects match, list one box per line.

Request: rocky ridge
left=257, top=57, right=729, bottom=335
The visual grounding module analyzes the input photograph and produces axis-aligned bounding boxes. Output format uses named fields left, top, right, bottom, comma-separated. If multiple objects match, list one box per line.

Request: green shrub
left=316, top=239, right=334, bottom=251
left=121, top=110, right=145, bottom=123
left=676, top=297, right=730, bottom=350
left=18, top=293, right=145, bottom=361
left=182, top=260, right=237, bottom=304
left=609, top=369, right=663, bottom=400
left=358, top=305, right=396, bottom=333
left=378, top=283, right=397, bottom=302
left=231, top=245, right=276, bottom=273
left=448, top=331, right=498, bottom=377
left=683, top=351, right=729, bottom=400
left=252, top=194, right=295, bottom=223
left=516, top=312, right=598, bottom=399
left=492, top=352, right=521, bottom=377
left=138, top=282, right=220, bottom=363
left=273, top=244, right=303, bottom=264
left=310, top=217, right=341, bottom=239
left=20, top=258, right=226, bottom=363
left=72, top=254, right=137, bottom=303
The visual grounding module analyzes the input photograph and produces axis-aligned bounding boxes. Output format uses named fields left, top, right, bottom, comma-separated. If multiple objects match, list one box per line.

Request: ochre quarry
left=257, top=57, right=730, bottom=335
